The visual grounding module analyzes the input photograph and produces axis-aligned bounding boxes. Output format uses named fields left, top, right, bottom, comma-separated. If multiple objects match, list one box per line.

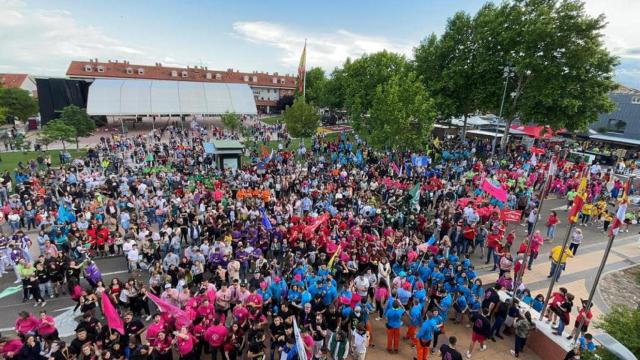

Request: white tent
left=86, top=78, right=257, bottom=116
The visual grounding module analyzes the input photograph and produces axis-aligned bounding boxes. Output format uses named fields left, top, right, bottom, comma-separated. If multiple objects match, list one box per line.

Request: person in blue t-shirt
left=384, top=300, right=405, bottom=353
left=453, top=291, right=469, bottom=323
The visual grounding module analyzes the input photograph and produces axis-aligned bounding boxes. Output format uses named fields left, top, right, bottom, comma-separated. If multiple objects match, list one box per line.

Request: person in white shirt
left=126, top=244, right=139, bottom=273
left=351, top=326, right=370, bottom=360
left=354, top=274, right=370, bottom=298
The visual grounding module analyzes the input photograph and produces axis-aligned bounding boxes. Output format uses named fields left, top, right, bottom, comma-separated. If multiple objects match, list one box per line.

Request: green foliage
left=414, top=0, right=617, bottom=141
left=320, top=67, right=348, bottom=110
left=0, top=87, right=38, bottom=122
left=40, top=119, right=76, bottom=150
left=282, top=98, right=320, bottom=138
left=58, top=105, right=95, bottom=148
left=304, top=67, right=327, bottom=106
left=368, top=71, right=436, bottom=151
left=221, top=112, right=242, bottom=131
left=0, top=106, right=8, bottom=125
left=595, top=305, right=640, bottom=358
left=340, top=51, right=409, bottom=131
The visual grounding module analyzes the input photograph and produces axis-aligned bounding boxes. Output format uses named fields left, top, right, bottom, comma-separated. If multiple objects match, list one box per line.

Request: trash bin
left=28, top=119, right=38, bottom=130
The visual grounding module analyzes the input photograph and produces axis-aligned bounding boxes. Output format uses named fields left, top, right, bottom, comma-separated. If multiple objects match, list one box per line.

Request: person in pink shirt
left=15, top=311, right=39, bottom=337
left=36, top=310, right=57, bottom=340
left=146, top=314, right=165, bottom=344
left=0, top=337, right=23, bottom=359
left=174, top=325, right=196, bottom=359
left=205, top=318, right=228, bottom=360
left=245, top=288, right=263, bottom=310
left=374, top=282, right=389, bottom=321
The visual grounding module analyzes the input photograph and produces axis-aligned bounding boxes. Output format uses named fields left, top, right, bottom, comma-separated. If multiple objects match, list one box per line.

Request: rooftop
left=66, top=59, right=297, bottom=89
left=0, top=73, right=28, bottom=88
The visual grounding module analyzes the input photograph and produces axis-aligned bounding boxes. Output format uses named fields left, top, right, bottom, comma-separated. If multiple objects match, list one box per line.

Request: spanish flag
left=297, top=40, right=307, bottom=95
left=568, top=174, right=587, bottom=224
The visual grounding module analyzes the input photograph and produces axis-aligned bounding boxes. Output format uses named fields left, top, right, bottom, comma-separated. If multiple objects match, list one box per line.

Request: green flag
left=409, top=184, right=420, bottom=206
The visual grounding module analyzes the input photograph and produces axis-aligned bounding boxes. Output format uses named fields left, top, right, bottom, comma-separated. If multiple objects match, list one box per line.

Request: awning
left=509, top=125, right=566, bottom=139
left=87, top=78, right=257, bottom=116
left=590, top=133, right=640, bottom=146
left=466, top=129, right=504, bottom=137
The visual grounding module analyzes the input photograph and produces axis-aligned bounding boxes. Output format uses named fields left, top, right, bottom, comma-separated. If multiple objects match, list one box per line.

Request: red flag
left=501, top=210, right=522, bottom=222
left=610, top=180, right=631, bottom=236
left=101, top=292, right=124, bottom=334
left=147, top=292, right=191, bottom=328
left=530, top=146, right=545, bottom=155
left=304, top=213, right=329, bottom=233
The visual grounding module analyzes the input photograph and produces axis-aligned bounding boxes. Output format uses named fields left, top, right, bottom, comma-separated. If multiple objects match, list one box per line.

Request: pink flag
left=390, top=162, right=401, bottom=176
left=147, top=292, right=191, bottom=328
left=481, top=179, right=508, bottom=202
left=101, top=292, right=124, bottom=334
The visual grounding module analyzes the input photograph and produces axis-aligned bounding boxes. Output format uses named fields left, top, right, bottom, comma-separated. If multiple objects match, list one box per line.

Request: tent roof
left=87, top=78, right=257, bottom=116
left=211, top=140, right=244, bottom=149
left=450, top=116, right=492, bottom=127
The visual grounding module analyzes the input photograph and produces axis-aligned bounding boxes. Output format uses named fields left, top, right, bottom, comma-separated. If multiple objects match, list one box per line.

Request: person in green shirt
left=566, top=190, right=577, bottom=210
left=17, top=260, right=36, bottom=302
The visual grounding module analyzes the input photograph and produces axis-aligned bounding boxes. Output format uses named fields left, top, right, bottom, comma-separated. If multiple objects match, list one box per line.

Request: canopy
left=87, top=78, right=257, bottom=116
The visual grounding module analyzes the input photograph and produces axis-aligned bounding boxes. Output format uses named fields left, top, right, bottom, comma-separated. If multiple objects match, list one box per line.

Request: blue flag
left=261, top=209, right=272, bottom=230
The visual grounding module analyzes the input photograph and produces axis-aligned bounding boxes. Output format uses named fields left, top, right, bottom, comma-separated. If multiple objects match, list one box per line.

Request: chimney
left=227, top=68, right=233, bottom=72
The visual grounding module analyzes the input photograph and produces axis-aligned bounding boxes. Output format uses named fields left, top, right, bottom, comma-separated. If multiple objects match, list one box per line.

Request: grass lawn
left=260, top=115, right=283, bottom=125
left=242, top=132, right=341, bottom=164
left=0, top=149, right=86, bottom=174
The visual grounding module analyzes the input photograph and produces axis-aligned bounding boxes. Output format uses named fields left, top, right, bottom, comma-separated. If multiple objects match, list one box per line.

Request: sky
left=1, top=0, right=639, bottom=88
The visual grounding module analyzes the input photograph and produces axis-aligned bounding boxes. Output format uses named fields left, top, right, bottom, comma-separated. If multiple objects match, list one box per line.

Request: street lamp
left=492, top=66, right=515, bottom=157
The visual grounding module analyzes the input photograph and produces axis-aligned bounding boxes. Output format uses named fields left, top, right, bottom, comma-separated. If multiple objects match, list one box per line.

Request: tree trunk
left=61, top=141, right=66, bottom=150
left=501, top=117, right=513, bottom=148
left=76, top=137, right=80, bottom=150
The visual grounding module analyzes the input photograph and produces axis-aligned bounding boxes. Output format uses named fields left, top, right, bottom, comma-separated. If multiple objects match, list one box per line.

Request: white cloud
left=232, top=21, right=413, bottom=70
left=0, top=0, right=149, bottom=75
left=583, top=0, right=640, bottom=59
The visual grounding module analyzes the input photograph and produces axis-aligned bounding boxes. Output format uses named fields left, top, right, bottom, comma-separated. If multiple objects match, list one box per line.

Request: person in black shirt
left=123, top=312, right=145, bottom=346
left=490, top=299, right=510, bottom=341
left=69, top=327, right=94, bottom=357
left=467, top=309, right=491, bottom=358
left=440, top=335, right=463, bottom=360
left=325, top=305, right=341, bottom=335
left=269, top=315, right=286, bottom=355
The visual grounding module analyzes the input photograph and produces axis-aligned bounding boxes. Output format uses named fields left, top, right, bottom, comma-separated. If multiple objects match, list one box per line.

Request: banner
left=260, top=209, right=272, bottom=230
left=304, top=213, right=329, bottom=233
left=501, top=209, right=522, bottom=222
left=390, top=162, right=401, bottom=176
left=101, top=292, right=124, bottom=334
left=481, top=179, right=508, bottom=202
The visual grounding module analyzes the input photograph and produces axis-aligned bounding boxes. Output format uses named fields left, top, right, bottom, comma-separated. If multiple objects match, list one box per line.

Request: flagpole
left=571, top=174, right=634, bottom=341
left=514, top=158, right=555, bottom=294
left=303, top=38, right=307, bottom=103
left=539, top=221, right=574, bottom=321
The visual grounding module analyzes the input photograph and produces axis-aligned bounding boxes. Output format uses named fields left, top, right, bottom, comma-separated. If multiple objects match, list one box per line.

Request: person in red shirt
left=546, top=211, right=560, bottom=241
left=567, top=299, right=593, bottom=340
left=485, top=232, right=501, bottom=271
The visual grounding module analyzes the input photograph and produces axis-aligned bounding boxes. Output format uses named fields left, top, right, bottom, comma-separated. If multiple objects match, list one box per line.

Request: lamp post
left=492, top=66, right=514, bottom=157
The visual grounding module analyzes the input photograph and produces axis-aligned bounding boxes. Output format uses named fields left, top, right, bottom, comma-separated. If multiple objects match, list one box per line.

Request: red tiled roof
left=66, top=60, right=297, bottom=89
left=0, top=73, right=28, bottom=88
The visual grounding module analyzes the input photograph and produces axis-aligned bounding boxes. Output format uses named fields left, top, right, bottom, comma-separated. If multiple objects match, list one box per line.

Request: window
left=272, top=77, right=277, bottom=84
left=243, top=75, right=249, bottom=82
left=215, top=73, right=222, bottom=80
left=252, top=76, right=257, bottom=82
left=632, top=96, right=640, bottom=104
left=279, top=78, right=285, bottom=84
left=97, top=65, right=104, bottom=73
left=205, top=73, right=212, bottom=80
left=181, top=71, right=188, bottom=78
left=607, top=119, right=627, bottom=134
left=126, top=67, right=133, bottom=74
left=137, top=68, right=145, bottom=75
left=84, top=65, right=92, bottom=72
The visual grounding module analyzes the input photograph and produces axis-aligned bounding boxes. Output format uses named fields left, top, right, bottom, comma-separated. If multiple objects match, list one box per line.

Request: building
left=66, top=59, right=296, bottom=113
left=0, top=73, right=38, bottom=97
left=589, top=85, right=640, bottom=146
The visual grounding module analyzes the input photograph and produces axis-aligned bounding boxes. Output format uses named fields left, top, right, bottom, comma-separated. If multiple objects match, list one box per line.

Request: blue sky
left=1, top=0, right=639, bottom=88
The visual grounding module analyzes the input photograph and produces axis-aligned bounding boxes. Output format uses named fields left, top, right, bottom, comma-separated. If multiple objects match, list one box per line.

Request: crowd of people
left=0, top=119, right=635, bottom=360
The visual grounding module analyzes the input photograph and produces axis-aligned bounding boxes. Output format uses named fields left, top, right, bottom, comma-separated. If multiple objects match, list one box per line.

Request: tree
left=58, top=105, right=95, bottom=149
left=40, top=120, right=76, bottom=150
left=0, top=87, right=38, bottom=123
left=318, top=66, right=348, bottom=110
left=303, top=67, right=327, bottom=106
left=221, top=112, right=242, bottom=131
left=276, top=95, right=295, bottom=112
left=368, top=71, right=436, bottom=151
left=282, top=98, right=320, bottom=138
left=591, top=305, right=640, bottom=360
left=473, top=0, right=617, bottom=146
left=339, top=51, right=409, bottom=131
left=415, top=12, right=483, bottom=140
